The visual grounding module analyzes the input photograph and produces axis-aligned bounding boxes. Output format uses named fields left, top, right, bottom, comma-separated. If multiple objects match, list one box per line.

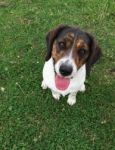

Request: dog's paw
left=79, top=84, right=85, bottom=92
left=41, top=81, right=47, bottom=90
left=67, top=94, right=76, bottom=106
left=67, top=98, right=76, bottom=106
left=52, top=92, right=60, bottom=100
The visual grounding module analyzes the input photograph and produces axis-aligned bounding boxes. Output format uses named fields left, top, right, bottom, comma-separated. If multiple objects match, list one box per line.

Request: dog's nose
left=59, top=64, right=73, bottom=76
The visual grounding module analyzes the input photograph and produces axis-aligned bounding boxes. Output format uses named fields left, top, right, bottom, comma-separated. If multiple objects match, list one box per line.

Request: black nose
left=59, top=64, right=73, bottom=76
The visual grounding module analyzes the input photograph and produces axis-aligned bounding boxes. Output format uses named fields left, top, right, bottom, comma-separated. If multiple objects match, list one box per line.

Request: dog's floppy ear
left=86, top=33, right=102, bottom=75
left=45, top=24, right=70, bottom=61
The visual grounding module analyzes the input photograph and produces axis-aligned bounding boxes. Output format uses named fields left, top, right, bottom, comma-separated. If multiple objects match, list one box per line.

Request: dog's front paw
left=79, top=84, right=85, bottom=92
left=52, top=91, right=60, bottom=100
left=41, top=81, right=47, bottom=90
left=67, top=98, right=76, bottom=106
left=67, top=93, right=76, bottom=106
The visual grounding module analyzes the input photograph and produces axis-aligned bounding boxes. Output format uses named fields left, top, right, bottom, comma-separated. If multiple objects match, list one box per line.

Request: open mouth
left=55, top=74, right=70, bottom=91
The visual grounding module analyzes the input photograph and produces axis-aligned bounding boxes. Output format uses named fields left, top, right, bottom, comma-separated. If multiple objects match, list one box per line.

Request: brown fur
left=46, top=24, right=101, bottom=75
left=52, top=43, right=65, bottom=62
left=52, top=34, right=90, bottom=68
left=76, top=39, right=89, bottom=50
left=74, top=55, right=86, bottom=68
left=74, top=39, right=89, bottom=68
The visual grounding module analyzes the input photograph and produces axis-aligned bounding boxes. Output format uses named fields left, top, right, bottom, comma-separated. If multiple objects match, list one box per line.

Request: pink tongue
left=55, top=75, right=70, bottom=91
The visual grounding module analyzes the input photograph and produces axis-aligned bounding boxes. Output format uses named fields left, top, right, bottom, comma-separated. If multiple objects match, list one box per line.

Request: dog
left=41, top=25, right=101, bottom=106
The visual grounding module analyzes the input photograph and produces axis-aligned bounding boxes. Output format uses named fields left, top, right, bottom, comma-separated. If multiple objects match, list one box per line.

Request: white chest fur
left=42, top=58, right=86, bottom=96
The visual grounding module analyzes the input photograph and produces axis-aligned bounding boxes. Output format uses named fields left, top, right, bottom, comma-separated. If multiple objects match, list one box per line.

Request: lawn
left=0, top=0, right=115, bottom=149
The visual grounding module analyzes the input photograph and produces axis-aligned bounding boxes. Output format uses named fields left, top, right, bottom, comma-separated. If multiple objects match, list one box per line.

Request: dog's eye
left=58, top=42, right=66, bottom=50
left=78, top=49, right=86, bottom=57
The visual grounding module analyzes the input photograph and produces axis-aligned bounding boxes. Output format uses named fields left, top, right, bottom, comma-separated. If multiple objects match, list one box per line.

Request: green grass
left=0, top=0, right=115, bottom=149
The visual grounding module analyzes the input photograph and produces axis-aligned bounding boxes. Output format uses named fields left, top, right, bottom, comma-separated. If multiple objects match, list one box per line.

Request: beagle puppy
left=41, top=25, right=101, bottom=106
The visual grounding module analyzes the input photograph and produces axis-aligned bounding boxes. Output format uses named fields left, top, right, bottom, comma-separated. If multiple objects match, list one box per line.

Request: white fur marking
left=41, top=80, right=47, bottom=89
left=42, top=58, right=86, bottom=104
left=52, top=91, right=60, bottom=100
left=55, top=53, right=77, bottom=78
left=67, top=92, right=77, bottom=106
left=79, top=84, right=86, bottom=92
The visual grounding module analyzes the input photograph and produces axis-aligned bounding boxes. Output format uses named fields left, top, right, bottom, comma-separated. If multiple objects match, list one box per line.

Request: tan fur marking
left=74, top=56, right=85, bottom=68
left=51, top=37, right=89, bottom=69
left=52, top=43, right=65, bottom=62
left=65, top=33, right=74, bottom=48
left=66, top=32, right=74, bottom=40
left=73, top=39, right=89, bottom=68
left=77, top=39, right=88, bottom=49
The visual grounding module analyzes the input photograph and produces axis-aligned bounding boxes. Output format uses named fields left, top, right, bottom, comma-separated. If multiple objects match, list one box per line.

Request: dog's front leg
left=52, top=91, right=60, bottom=100
left=67, top=92, right=77, bottom=106
left=79, top=83, right=85, bottom=92
left=41, top=80, right=47, bottom=89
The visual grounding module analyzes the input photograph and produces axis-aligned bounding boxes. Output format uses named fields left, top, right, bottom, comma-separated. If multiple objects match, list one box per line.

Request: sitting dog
left=41, top=25, right=101, bottom=106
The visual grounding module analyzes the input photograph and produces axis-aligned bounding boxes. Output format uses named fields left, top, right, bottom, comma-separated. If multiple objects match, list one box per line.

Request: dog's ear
left=86, top=33, right=102, bottom=75
left=45, top=24, right=70, bottom=61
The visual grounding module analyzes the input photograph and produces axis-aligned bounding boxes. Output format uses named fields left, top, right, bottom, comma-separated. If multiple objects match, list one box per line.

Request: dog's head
left=45, top=24, right=101, bottom=77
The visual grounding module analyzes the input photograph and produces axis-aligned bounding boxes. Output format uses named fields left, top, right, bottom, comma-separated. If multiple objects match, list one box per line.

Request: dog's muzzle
left=59, top=63, right=73, bottom=76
